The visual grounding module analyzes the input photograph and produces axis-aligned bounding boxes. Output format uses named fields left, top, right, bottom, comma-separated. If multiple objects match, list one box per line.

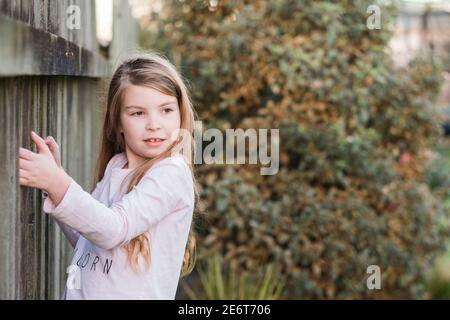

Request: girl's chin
left=143, top=146, right=170, bottom=158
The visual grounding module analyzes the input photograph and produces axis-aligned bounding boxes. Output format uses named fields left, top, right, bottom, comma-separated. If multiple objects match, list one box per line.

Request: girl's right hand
left=44, top=136, right=62, bottom=168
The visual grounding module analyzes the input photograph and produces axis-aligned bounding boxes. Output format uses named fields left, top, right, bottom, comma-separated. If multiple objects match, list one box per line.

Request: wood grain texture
left=0, top=0, right=138, bottom=300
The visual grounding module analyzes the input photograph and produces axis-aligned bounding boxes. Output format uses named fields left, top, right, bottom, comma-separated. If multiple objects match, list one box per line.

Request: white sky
left=96, top=0, right=162, bottom=44
left=95, top=0, right=113, bottom=43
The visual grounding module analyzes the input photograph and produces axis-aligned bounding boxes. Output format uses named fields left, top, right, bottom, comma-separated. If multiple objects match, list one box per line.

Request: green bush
left=143, top=0, right=450, bottom=298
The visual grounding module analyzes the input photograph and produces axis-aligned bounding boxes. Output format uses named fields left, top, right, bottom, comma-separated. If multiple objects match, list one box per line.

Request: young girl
left=18, top=53, right=198, bottom=300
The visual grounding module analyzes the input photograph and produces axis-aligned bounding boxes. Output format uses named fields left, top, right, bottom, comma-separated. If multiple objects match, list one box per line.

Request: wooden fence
left=0, top=0, right=138, bottom=299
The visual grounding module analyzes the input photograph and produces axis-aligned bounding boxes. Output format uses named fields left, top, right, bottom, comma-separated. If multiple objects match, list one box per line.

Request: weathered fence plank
left=0, top=0, right=98, bottom=51
left=0, top=0, right=138, bottom=299
left=0, top=14, right=111, bottom=77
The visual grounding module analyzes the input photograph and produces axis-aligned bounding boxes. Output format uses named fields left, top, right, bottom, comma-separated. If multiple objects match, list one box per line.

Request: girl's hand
left=44, top=135, right=62, bottom=168
left=19, top=131, right=64, bottom=191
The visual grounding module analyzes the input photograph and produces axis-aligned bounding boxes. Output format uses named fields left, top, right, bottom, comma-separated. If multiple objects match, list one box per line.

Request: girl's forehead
left=121, top=85, right=177, bottom=107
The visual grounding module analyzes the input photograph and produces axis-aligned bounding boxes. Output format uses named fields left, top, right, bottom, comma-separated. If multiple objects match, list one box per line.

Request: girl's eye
left=163, top=108, right=173, bottom=114
left=132, top=111, right=144, bottom=116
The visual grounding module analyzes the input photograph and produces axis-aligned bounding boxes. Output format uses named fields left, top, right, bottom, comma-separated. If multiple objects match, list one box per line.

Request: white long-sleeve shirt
left=42, top=152, right=195, bottom=300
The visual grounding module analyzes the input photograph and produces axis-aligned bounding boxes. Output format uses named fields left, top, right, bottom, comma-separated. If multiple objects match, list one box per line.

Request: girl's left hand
left=19, top=131, right=62, bottom=191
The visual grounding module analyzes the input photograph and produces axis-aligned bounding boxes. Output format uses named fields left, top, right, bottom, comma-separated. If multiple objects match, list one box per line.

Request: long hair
left=92, top=52, right=199, bottom=276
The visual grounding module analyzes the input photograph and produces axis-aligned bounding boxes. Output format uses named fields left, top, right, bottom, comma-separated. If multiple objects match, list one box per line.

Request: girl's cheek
left=126, top=116, right=142, bottom=126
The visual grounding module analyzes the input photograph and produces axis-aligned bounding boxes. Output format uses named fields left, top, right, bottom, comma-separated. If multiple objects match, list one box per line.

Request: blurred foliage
left=425, top=141, right=450, bottom=299
left=181, top=254, right=285, bottom=299
left=426, top=143, right=450, bottom=201
left=142, top=0, right=450, bottom=298
left=426, top=240, right=450, bottom=300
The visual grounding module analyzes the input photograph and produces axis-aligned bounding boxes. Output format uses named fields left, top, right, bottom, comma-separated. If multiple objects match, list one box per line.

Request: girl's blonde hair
left=92, top=52, right=198, bottom=277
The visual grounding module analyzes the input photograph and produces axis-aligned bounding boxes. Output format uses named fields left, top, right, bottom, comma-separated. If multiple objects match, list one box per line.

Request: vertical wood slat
left=0, top=78, right=18, bottom=299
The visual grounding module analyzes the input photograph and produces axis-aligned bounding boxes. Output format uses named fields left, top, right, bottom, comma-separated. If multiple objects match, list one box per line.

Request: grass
left=180, top=254, right=286, bottom=300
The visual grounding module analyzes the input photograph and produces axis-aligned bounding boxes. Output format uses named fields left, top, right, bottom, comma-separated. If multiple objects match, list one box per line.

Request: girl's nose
left=146, top=117, right=161, bottom=130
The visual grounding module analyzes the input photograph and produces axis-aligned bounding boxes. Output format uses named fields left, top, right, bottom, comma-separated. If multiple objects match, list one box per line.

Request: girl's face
left=119, top=85, right=181, bottom=168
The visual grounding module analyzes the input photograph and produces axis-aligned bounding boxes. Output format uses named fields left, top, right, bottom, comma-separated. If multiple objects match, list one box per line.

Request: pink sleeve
left=42, top=158, right=194, bottom=250
left=42, top=179, right=105, bottom=248
left=43, top=155, right=118, bottom=248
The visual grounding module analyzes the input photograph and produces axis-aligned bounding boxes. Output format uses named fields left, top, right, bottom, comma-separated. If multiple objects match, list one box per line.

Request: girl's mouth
left=144, top=138, right=165, bottom=147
